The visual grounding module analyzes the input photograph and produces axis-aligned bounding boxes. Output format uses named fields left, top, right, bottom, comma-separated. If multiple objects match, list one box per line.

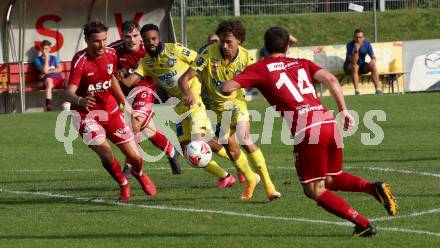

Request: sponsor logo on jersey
left=114, top=126, right=130, bottom=138
left=167, top=59, right=176, bottom=67
left=107, top=64, right=113, bottom=75
left=297, top=104, right=324, bottom=115
left=87, top=72, right=94, bottom=76
left=87, top=79, right=111, bottom=94
left=158, top=70, right=178, bottom=87
left=212, top=78, right=223, bottom=89
left=196, top=57, right=205, bottom=67
left=267, top=62, right=285, bottom=72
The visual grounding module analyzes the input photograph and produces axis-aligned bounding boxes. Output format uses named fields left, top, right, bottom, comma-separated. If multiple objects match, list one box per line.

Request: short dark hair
left=140, top=24, right=160, bottom=35
left=264, top=27, right=289, bottom=54
left=215, top=20, right=246, bottom=43
left=122, top=21, right=140, bottom=33
left=40, top=40, right=51, bottom=48
left=354, top=28, right=364, bottom=35
left=83, top=21, right=108, bottom=38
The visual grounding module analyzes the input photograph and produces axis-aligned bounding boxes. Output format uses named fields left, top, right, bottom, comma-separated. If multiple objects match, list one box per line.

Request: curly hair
left=215, top=20, right=246, bottom=43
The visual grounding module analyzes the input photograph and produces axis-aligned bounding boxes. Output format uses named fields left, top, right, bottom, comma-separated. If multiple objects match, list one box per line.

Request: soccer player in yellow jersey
left=179, top=20, right=281, bottom=201
left=121, top=24, right=236, bottom=188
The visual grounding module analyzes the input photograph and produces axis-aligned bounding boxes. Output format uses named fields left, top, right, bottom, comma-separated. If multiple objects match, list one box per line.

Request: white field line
left=5, top=166, right=440, bottom=179
left=1, top=188, right=440, bottom=237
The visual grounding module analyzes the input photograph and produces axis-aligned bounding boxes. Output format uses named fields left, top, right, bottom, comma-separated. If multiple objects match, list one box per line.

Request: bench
left=0, top=61, right=71, bottom=93
left=337, top=71, right=406, bottom=94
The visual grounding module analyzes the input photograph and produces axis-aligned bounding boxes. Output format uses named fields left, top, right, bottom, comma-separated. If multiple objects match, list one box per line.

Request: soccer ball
left=184, top=140, right=212, bottom=168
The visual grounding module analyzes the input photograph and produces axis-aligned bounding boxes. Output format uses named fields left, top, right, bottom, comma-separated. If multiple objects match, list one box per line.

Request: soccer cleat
left=237, top=171, right=246, bottom=183
left=373, top=182, right=398, bottom=216
left=134, top=173, right=157, bottom=196
left=240, top=174, right=261, bottom=200
left=265, top=187, right=281, bottom=201
left=352, top=222, right=377, bottom=237
left=119, top=183, right=131, bottom=202
left=123, top=163, right=133, bottom=179
left=218, top=174, right=236, bottom=188
left=168, top=150, right=182, bottom=175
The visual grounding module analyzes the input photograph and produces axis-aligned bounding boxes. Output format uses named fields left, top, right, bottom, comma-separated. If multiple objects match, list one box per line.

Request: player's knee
left=302, top=181, right=326, bottom=200
left=324, top=176, right=334, bottom=188
left=227, top=147, right=240, bottom=161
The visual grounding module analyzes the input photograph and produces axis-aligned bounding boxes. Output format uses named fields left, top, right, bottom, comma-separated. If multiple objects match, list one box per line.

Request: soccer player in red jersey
left=65, top=21, right=156, bottom=202
left=221, top=27, right=398, bottom=236
left=109, top=21, right=181, bottom=175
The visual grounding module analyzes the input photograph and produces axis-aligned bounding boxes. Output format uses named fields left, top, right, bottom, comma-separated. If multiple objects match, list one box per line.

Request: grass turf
left=0, top=92, right=440, bottom=247
left=173, top=9, right=440, bottom=50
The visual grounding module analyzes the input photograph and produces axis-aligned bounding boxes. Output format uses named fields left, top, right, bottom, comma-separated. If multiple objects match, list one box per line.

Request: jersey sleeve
left=305, top=59, right=322, bottom=77
left=68, top=56, right=83, bottom=86
left=190, top=49, right=209, bottom=73
left=53, top=55, right=61, bottom=65
left=232, top=63, right=264, bottom=89
left=133, top=59, right=147, bottom=80
left=366, top=42, right=375, bottom=57
left=34, top=57, right=43, bottom=70
left=175, top=43, right=197, bottom=64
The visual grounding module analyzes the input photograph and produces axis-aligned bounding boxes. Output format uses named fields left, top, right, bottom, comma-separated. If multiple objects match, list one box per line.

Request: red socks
left=102, top=157, right=126, bottom=185
left=148, top=131, right=174, bottom=157
left=326, top=172, right=375, bottom=196
left=317, top=190, right=369, bottom=228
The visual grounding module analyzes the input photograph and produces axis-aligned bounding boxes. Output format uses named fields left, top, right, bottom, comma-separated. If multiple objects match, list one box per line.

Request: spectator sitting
left=198, top=33, right=220, bottom=54
left=343, top=29, right=382, bottom=96
left=34, top=40, right=64, bottom=111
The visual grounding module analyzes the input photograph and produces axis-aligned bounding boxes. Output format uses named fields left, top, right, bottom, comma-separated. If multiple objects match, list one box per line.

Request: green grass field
left=173, top=9, right=440, bottom=50
left=1, top=92, right=440, bottom=247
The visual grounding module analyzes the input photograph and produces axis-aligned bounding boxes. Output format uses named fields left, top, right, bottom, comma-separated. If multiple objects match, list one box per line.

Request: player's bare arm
left=178, top=67, right=198, bottom=106
left=313, top=69, right=355, bottom=130
left=64, top=84, right=96, bottom=111
left=121, top=73, right=141, bottom=88
left=221, top=79, right=242, bottom=94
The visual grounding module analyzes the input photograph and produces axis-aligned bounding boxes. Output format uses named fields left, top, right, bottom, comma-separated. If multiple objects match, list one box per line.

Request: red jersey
left=68, top=47, right=119, bottom=114
left=108, top=40, right=155, bottom=96
left=233, top=57, right=335, bottom=135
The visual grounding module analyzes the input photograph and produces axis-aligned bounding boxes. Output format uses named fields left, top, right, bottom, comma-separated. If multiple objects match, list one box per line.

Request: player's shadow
left=0, top=231, right=348, bottom=240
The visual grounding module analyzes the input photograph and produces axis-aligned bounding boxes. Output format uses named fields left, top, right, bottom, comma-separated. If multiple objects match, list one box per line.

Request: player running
left=221, top=27, right=397, bottom=236
left=65, top=21, right=156, bottom=202
left=179, top=20, right=280, bottom=201
left=108, top=21, right=181, bottom=175
left=120, top=24, right=239, bottom=191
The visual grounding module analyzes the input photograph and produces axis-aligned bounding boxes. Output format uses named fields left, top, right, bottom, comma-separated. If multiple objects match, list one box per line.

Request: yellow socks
left=216, top=147, right=231, bottom=160
left=204, top=160, right=228, bottom=178
left=248, top=149, right=275, bottom=190
left=234, top=152, right=256, bottom=184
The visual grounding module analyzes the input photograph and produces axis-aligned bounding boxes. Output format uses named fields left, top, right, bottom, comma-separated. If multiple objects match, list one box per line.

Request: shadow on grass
left=0, top=231, right=349, bottom=240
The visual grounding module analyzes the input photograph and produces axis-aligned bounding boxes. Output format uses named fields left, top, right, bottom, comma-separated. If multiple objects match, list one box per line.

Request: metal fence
left=171, top=0, right=440, bottom=16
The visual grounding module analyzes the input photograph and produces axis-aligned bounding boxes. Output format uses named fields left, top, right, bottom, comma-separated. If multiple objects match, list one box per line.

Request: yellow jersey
left=134, top=43, right=199, bottom=98
left=190, top=43, right=255, bottom=104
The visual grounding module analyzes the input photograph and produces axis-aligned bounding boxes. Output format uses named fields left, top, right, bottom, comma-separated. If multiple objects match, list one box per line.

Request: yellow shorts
left=175, top=97, right=213, bottom=143
left=210, top=97, right=250, bottom=140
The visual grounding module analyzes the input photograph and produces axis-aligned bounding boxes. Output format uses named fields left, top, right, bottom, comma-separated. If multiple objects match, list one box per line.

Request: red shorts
left=46, top=77, right=65, bottom=89
left=127, top=86, right=155, bottom=129
left=73, top=109, right=134, bottom=146
left=293, top=121, right=343, bottom=184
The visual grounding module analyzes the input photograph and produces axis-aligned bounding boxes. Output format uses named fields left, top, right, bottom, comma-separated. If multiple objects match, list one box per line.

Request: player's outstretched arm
left=221, top=80, right=242, bottom=95
left=313, top=69, right=355, bottom=129
left=178, top=68, right=198, bottom=106
left=120, top=73, right=141, bottom=88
